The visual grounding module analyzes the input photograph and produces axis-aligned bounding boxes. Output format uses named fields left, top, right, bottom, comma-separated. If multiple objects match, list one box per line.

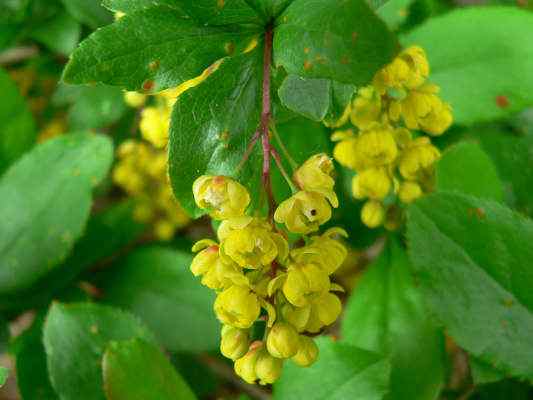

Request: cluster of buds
left=190, top=154, right=347, bottom=385
left=112, top=140, right=189, bottom=240
left=331, top=46, right=453, bottom=229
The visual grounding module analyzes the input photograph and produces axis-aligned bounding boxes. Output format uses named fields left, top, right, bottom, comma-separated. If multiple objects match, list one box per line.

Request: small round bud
left=234, top=346, right=261, bottom=384
left=291, top=336, right=319, bottom=367
left=255, top=350, right=283, bottom=385
left=220, top=326, right=249, bottom=361
left=266, top=322, right=300, bottom=359
left=361, top=200, right=385, bottom=228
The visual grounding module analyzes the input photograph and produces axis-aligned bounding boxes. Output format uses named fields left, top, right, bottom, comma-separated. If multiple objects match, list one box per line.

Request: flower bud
left=190, top=243, right=219, bottom=277
left=220, top=326, right=249, bottom=361
left=350, top=86, right=383, bottom=130
left=399, top=137, right=440, bottom=181
left=291, top=336, right=319, bottom=367
left=214, top=286, right=260, bottom=329
left=234, top=346, right=261, bottom=384
left=361, top=200, right=385, bottom=228
left=193, top=175, right=250, bottom=220
left=266, top=322, right=300, bottom=359
left=124, top=91, right=146, bottom=108
left=274, top=191, right=334, bottom=235
left=255, top=350, right=283, bottom=385
left=283, top=264, right=330, bottom=307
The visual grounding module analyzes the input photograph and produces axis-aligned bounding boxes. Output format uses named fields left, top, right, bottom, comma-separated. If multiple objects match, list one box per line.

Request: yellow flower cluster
left=112, top=139, right=189, bottom=240
left=191, top=154, right=347, bottom=385
left=332, top=46, right=452, bottom=228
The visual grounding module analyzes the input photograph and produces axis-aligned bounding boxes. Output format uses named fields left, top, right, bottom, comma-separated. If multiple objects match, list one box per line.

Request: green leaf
left=60, top=0, right=113, bottom=29
left=0, top=133, right=113, bottom=296
left=169, top=49, right=262, bottom=217
left=174, top=0, right=263, bottom=25
left=11, top=314, right=57, bottom=399
left=102, top=0, right=184, bottom=14
left=341, top=238, right=445, bottom=400
left=97, top=247, right=219, bottom=353
left=436, top=141, right=504, bottom=202
left=63, top=5, right=258, bottom=92
left=43, top=302, right=156, bottom=400
left=407, top=192, right=533, bottom=380
left=476, top=128, right=533, bottom=216
left=0, top=201, right=145, bottom=311
left=0, top=366, right=8, bottom=387
left=274, top=337, right=390, bottom=400
left=377, top=0, right=413, bottom=30
left=273, top=0, right=397, bottom=85
left=401, top=7, right=533, bottom=125
left=470, top=357, right=506, bottom=385
left=244, top=0, right=294, bottom=20
left=102, top=339, right=197, bottom=400
left=0, top=68, right=36, bottom=175
left=54, top=83, right=128, bottom=130
left=28, top=10, right=81, bottom=55
left=277, top=75, right=355, bottom=122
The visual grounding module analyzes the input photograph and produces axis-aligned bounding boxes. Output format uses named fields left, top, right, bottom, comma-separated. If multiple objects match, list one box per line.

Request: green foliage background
left=1, top=0, right=533, bottom=399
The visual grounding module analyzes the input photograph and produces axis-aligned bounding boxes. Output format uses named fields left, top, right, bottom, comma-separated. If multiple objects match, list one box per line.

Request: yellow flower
left=281, top=303, right=311, bottom=332
left=352, top=167, right=392, bottom=200
left=140, top=106, right=171, bottom=148
left=294, top=153, right=336, bottom=195
left=361, top=200, right=386, bottom=228
left=274, top=191, right=335, bottom=235
left=218, top=217, right=288, bottom=269
left=234, top=345, right=261, bottom=384
left=290, top=228, right=348, bottom=275
left=292, top=336, right=319, bottom=367
left=193, top=175, right=250, bottom=220
left=350, top=86, right=383, bottom=130
left=220, top=325, right=250, bottom=361
left=304, top=292, right=342, bottom=333
left=352, top=127, right=398, bottom=170
left=214, top=286, right=261, bottom=329
left=255, top=349, right=283, bottom=385
left=373, top=46, right=430, bottom=94
left=191, top=240, right=246, bottom=290
left=398, top=137, right=440, bottom=181
left=266, top=322, right=300, bottom=359
left=124, top=91, right=146, bottom=108
left=390, top=84, right=452, bottom=136
left=398, top=181, right=423, bottom=204
left=154, top=220, right=175, bottom=240
left=282, top=263, right=330, bottom=307
left=333, top=137, right=359, bottom=170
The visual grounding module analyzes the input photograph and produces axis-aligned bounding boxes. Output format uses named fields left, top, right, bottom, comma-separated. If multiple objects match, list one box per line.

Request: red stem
left=261, top=26, right=276, bottom=219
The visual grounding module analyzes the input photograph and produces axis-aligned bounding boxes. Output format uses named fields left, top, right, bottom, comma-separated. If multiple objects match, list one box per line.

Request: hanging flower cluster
left=112, top=88, right=191, bottom=240
left=190, top=154, right=347, bottom=385
left=331, top=46, right=453, bottom=229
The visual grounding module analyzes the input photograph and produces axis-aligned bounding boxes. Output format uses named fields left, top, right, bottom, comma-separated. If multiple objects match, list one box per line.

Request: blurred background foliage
left=0, top=0, right=533, bottom=399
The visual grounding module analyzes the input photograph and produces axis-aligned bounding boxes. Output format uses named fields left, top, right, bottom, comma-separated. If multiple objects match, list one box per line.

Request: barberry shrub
left=1, top=0, right=533, bottom=399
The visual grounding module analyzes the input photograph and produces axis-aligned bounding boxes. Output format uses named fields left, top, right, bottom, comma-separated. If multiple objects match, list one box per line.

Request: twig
left=237, top=130, right=261, bottom=172
left=0, top=46, right=39, bottom=65
left=260, top=26, right=276, bottom=219
left=200, top=355, right=272, bottom=400
left=271, top=147, right=297, bottom=193
left=271, top=123, right=298, bottom=170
